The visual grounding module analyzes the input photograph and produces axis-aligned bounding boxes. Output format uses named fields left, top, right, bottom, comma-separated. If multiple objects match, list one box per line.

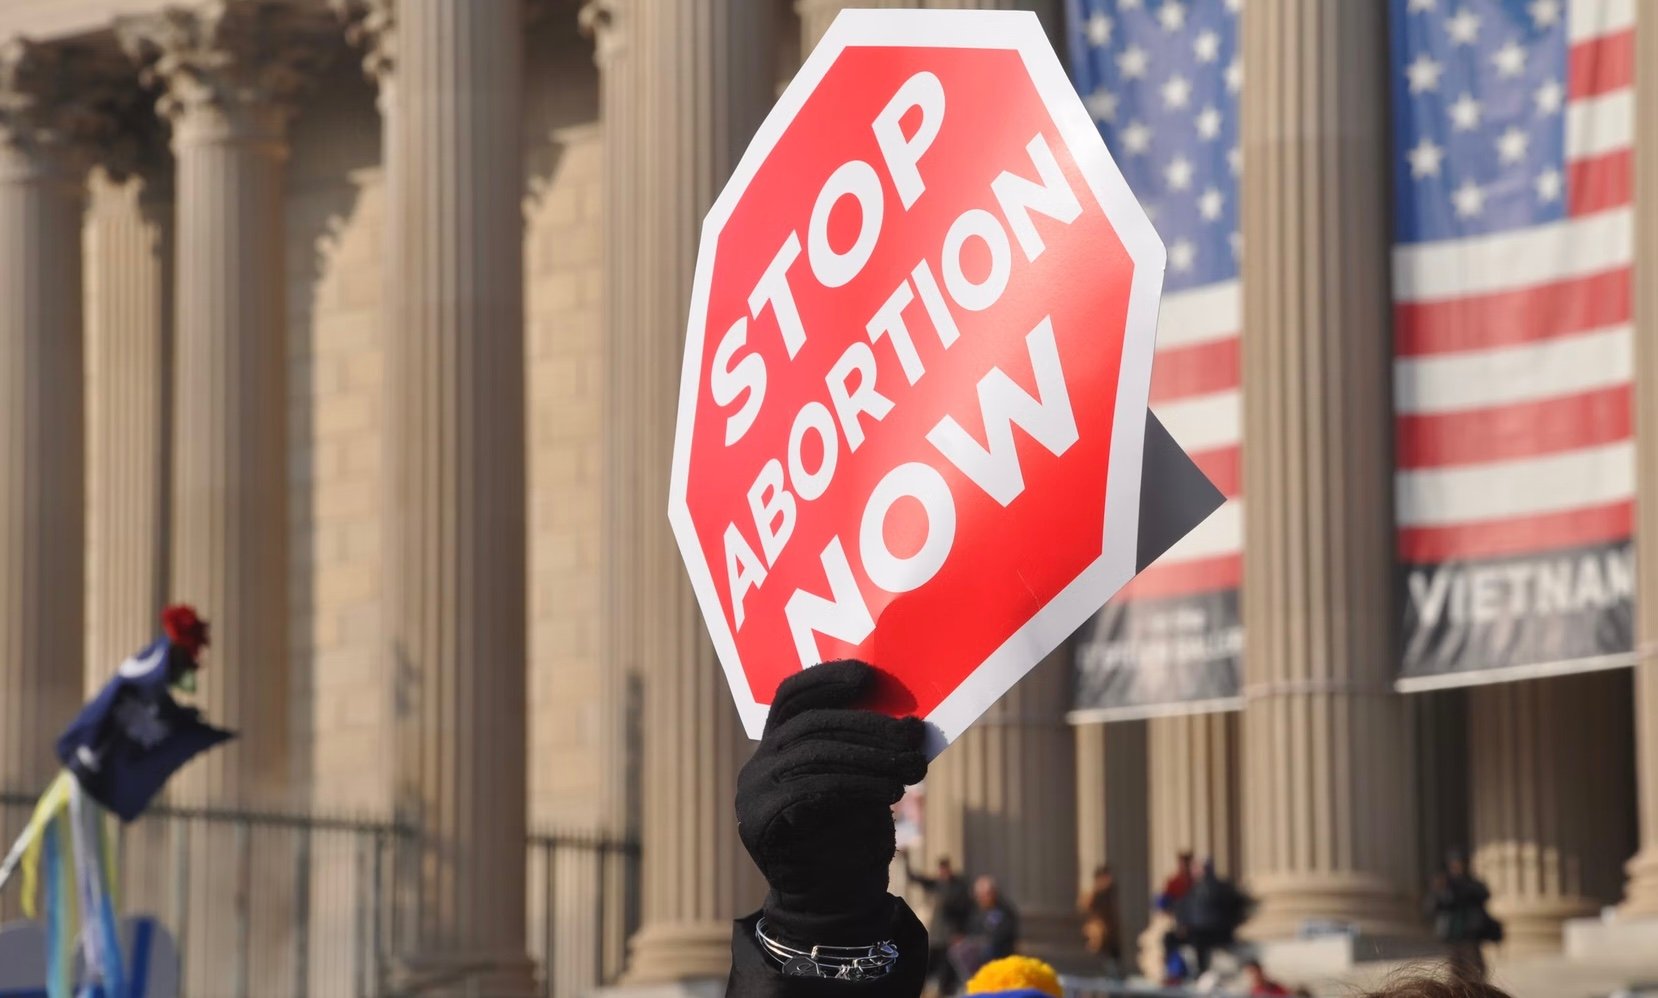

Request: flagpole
left=0, top=814, right=40, bottom=894
left=0, top=771, right=74, bottom=896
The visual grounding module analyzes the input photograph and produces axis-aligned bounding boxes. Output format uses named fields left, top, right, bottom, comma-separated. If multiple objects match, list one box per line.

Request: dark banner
left=1072, top=590, right=1242, bottom=721
left=1397, top=541, right=1634, bottom=691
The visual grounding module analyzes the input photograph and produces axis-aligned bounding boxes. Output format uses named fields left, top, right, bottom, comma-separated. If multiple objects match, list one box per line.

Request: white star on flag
left=1121, top=120, right=1152, bottom=154
left=1452, top=179, right=1485, bottom=218
left=1162, top=75, right=1193, bottom=110
left=1158, top=0, right=1186, bottom=32
left=1198, top=187, right=1224, bottom=221
left=1448, top=92, right=1482, bottom=131
left=1527, top=0, right=1561, bottom=27
left=1407, top=137, right=1445, bottom=178
left=1534, top=79, right=1563, bottom=116
left=1118, top=45, right=1150, bottom=79
left=1195, top=105, right=1222, bottom=140
left=1446, top=7, right=1480, bottom=45
left=1534, top=168, right=1562, bottom=202
left=1491, top=40, right=1526, bottom=78
left=1169, top=239, right=1196, bottom=272
left=1194, top=30, right=1220, bottom=64
left=1405, top=54, right=1443, bottom=94
left=1496, top=126, right=1529, bottom=164
left=1085, top=86, right=1117, bottom=122
left=1087, top=11, right=1113, bottom=46
left=1165, top=155, right=1194, bottom=191
left=1224, top=58, right=1242, bottom=94
left=1408, top=0, right=1436, bottom=11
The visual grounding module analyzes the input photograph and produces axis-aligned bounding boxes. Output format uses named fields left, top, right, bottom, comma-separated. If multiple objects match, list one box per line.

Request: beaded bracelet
left=754, top=917, right=900, bottom=981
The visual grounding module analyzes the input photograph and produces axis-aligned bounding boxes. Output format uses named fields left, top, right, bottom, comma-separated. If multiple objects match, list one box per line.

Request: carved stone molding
left=0, top=38, right=126, bottom=178
left=117, top=1, right=335, bottom=145
left=331, top=0, right=394, bottom=90
left=577, top=0, right=624, bottom=67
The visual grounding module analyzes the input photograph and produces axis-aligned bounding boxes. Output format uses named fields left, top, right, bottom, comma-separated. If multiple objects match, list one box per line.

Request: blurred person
left=1078, top=863, right=1122, bottom=975
left=948, top=875, right=1021, bottom=982
left=1155, top=849, right=1198, bottom=912
left=1426, top=850, right=1500, bottom=981
left=1164, top=859, right=1250, bottom=980
left=1241, top=959, right=1291, bottom=996
left=905, top=852, right=973, bottom=994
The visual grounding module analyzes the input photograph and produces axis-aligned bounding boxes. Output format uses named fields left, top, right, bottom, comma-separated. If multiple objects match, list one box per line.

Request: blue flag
left=55, top=635, right=234, bottom=822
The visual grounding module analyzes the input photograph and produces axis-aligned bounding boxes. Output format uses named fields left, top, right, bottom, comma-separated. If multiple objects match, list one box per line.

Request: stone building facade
left=0, top=0, right=1655, bottom=994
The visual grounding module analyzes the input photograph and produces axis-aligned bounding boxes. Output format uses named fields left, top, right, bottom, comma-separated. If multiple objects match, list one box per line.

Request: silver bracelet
left=754, top=917, right=900, bottom=981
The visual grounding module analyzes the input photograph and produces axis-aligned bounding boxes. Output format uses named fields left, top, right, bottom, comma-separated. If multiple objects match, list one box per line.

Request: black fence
left=0, top=792, right=639, bottom=997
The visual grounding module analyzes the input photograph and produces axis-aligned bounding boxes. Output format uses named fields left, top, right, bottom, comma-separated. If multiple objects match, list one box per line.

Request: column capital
left=577, top=0, right=625, bottom=68
left=338, top=0, right=542, bottom=95
left=331, top=0, right=394, bottom=91
left=0, top=38, right=126, bottom=180
left=117, top=1, right=334, bottom=146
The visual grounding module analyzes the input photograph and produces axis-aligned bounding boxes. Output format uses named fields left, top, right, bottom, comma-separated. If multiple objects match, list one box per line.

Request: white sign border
left=666, top=7, right=1167, bottom=751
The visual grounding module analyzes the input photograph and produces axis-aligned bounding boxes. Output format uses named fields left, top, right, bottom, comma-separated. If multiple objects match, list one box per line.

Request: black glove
left=735, top=660, right=928, bottom=946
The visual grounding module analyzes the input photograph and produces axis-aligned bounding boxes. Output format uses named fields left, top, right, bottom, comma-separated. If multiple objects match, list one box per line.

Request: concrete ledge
left=1565, top=912, right=1658, bottom=963
left=1252, top=933, right=1441, bottom=979
left=594, top=981, right=727, bottom=998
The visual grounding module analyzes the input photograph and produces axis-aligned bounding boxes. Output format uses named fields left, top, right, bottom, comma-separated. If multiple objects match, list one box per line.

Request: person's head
left=974, top=874, right=999, bottom=908
left=938, top=856, right=954, bottom=878
left=1445, top=849, right=1468, bottom=878
left=1093, top=864, right=1113, bottom=888
left=1177, top=849, right=1195, bottom=873
left=1361, top=970, right=1513, bottom=998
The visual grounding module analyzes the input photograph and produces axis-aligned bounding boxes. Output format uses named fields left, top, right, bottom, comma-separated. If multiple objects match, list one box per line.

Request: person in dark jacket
left=905, top=854, right=972, bottom=993
left=1427, top=851, right=1500, bottom=980
left=943, top=876, right=1020, bottom=982
left=1163, top=860, right=1250, bottom=980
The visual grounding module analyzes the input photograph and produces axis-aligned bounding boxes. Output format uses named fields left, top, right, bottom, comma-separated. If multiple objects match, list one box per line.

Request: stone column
left=1621, top=3, right=1658, bottom=919
left=84, top=166, right=172, bottom=682
left=1469, top=672, right=1634, bottom=954
left=798, top=0, right=1059, bottom=53
left=590, top=1, right=775, bottom=985
left=120, top=5, right=328, bottom=810
left=338, top=0, right=537, bottom=992
left=579, top=0, right=645, bottom=984
left=1237, top=0, right=1417, bottom=939
left=0, top=39, right=108, bottom=790
left=796, top=0, right=911, bottom=52
left=1147, top=713, right=1241, bottom=877
left=925, top=649, right=1080, bottom=956
left=1075, top=720, right=1150, bottom=959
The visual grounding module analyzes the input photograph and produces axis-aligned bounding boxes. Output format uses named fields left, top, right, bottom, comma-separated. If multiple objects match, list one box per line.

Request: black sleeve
left=998, top=909, right=1020, bottom=954
left=729, top=896, right=929, bottom=998
left=907, top=872, right=939, bottom=892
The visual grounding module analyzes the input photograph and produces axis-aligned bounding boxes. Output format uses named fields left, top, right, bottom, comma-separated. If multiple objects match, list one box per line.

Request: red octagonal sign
left=669, top=9, right=1165, bottom=752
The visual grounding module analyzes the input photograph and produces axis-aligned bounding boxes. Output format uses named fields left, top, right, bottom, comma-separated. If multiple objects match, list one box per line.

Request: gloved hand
left=736, top=660, right=928, bottom=946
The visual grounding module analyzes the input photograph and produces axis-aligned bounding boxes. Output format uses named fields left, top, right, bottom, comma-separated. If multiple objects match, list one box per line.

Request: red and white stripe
left=1392, top=0, right=1633, bottom=566
left=1122, top=280, right=1242, bottom=599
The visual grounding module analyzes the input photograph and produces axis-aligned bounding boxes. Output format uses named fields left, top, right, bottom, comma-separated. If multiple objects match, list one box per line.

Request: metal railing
left=0, top=792, right=640, bottom=997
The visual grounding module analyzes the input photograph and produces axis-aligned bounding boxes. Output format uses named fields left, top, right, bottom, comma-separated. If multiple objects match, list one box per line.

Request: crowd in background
left=901, top=846, right=1500, bottom=997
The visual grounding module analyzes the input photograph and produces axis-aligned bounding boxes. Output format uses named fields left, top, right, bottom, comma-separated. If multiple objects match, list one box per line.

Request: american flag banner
left=1067, top=0, right=1243, bottom=720
left=1390, top=0, right=1635, bottom=690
